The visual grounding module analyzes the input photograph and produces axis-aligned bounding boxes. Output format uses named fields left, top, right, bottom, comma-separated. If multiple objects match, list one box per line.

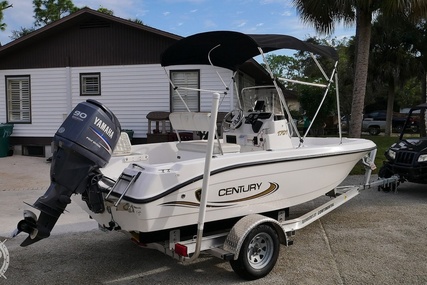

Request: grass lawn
left=350, top=135, right=399, bottom=175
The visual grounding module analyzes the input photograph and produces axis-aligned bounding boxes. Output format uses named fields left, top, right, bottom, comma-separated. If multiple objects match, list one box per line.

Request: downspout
left=65, top=57, right=72, bottom=118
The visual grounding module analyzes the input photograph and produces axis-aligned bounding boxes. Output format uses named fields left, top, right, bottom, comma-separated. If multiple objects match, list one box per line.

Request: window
left=170, top=70, right=200, bottom=112
left=80, top=73, right=101, bottom=96
left=6, top=75, right=31, bottom=123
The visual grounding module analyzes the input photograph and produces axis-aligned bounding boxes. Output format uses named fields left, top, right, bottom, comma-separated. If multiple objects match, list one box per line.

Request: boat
left=14, top=31, right=376, bottom=279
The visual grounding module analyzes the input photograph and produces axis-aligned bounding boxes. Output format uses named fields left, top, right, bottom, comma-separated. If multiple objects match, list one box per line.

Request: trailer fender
left=223, top=214, right=287, bottom=260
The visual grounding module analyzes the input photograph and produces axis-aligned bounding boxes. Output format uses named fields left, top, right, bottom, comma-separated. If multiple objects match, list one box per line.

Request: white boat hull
left=74, top=137, right=375, bottom=236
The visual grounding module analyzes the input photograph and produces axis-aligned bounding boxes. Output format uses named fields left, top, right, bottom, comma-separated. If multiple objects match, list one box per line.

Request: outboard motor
left=16, top=100, right=121, bottom=246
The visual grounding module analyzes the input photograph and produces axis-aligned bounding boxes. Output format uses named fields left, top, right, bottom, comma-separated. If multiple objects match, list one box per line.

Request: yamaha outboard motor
left=16, top=100, right=121, bottom=246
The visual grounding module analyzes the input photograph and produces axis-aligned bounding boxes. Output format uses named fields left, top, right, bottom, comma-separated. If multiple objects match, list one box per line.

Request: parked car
left=362, top=110, right=418, bottom=135
left=379, top=103, right=427, bottom=189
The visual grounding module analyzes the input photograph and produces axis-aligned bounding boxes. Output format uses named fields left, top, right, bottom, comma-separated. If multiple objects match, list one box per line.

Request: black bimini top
left=161, top=31, right=338, bottom=71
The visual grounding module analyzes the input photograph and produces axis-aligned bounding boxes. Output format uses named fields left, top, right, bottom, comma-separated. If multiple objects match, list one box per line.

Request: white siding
left=0, top=68, right=69, bottom=137
left=0, top=64, right=236, bottom=139
left=164, top=64, right=235, bottom=112
left=71, top=65, right=171, bottom=138
left=199, top=66, right=235, bottom=112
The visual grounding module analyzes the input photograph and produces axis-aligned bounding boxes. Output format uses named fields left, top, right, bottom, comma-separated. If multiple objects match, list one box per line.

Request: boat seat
left=169, top=112, right=212, bottom=131
left=169, top=112, right=240, bottom=154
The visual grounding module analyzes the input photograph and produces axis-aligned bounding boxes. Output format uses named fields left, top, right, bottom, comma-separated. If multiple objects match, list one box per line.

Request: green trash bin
left=0, top=124, right=14, bottom=158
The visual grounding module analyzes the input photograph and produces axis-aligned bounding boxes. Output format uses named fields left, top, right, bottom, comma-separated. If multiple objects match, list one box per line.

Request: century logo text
left=218, top=183, right=262, bottom=197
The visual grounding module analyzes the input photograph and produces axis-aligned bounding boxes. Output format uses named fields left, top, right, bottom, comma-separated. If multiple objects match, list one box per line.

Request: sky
left=0, top=0, right=355, bottom=47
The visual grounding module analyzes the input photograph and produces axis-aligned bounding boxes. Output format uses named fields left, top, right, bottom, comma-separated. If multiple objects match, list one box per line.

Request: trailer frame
left=129, top=149, right=399, bottom=280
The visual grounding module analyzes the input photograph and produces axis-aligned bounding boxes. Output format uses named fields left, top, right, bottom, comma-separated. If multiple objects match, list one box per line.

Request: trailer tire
left=230, top=224, right=279, bottom=280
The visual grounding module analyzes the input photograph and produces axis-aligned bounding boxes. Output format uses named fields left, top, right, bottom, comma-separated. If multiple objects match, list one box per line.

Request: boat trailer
left=127, top=150, right=399, bottom=280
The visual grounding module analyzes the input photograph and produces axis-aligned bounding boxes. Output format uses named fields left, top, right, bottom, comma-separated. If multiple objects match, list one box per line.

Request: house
left=0, top=8, right=278, bottom=157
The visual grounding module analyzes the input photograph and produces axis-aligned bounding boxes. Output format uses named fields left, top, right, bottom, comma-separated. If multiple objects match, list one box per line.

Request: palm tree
left=292, top=0, right=427, bottom=137
left=369, top=13, right=418, bottom=136
left=409, top=20, right=427, bottom=137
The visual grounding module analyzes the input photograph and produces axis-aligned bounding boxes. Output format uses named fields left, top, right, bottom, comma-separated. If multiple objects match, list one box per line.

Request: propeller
left=13, top=210, right=38, bottom=237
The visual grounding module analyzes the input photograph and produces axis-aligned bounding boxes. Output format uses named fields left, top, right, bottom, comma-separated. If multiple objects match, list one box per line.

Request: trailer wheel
left=230, top=224, right=279, bottom=280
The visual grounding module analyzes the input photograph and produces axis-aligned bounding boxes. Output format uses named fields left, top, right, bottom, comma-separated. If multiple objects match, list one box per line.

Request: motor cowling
left=17, top=100, right=121, bottom=246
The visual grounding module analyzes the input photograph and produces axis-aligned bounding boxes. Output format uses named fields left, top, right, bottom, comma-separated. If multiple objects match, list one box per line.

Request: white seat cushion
left=169, top=112, right=211, bottom=132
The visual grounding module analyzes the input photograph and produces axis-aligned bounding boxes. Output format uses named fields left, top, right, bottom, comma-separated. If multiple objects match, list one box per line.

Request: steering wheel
left=222, top=109, right=244, bottom=132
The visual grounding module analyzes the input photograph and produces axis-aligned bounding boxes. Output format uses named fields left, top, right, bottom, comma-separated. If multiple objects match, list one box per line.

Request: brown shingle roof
left=0, top=7, right=182, bottom=53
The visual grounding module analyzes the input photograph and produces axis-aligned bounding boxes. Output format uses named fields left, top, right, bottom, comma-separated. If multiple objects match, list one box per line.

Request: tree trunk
left=421, top=71, right=427, bottom=137
left=385, top=82, right=395, bottom=137
left=349, top=9, right=372, bottom=138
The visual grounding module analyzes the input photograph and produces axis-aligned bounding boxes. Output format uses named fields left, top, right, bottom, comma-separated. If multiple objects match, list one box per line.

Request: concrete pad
left=0, top=155, right=427, bottom=285
left=0, top=155, right=97, bottom=238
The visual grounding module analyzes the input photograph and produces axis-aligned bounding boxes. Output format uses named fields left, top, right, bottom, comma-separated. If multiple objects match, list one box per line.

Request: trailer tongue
left=15, top=99, right=121, bottom=246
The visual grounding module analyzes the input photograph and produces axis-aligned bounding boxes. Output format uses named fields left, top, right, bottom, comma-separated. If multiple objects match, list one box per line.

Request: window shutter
left=6, top=76, right=31, bottom=123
